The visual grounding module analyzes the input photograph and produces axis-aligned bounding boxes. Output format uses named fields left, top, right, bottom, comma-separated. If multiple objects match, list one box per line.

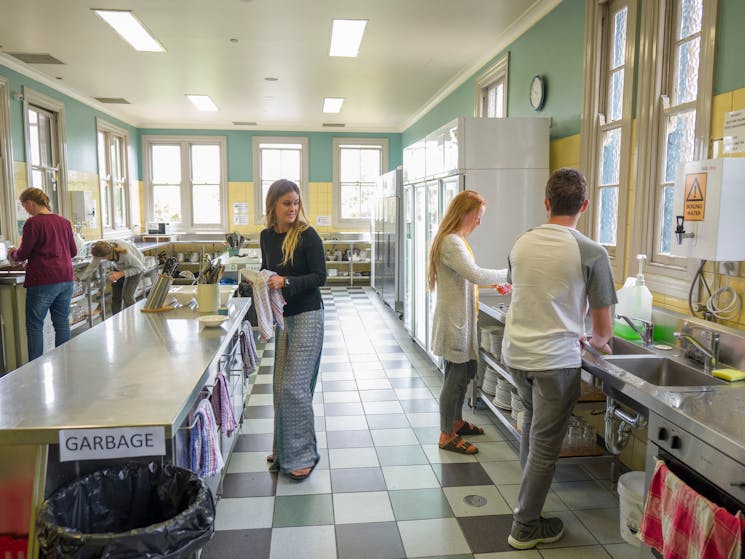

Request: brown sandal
left=456, top=422, right=484, bottom=436
left=439, top=434, right=479, bottom=454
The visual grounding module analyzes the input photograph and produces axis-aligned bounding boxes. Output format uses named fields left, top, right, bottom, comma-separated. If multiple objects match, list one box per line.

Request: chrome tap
left=616, top=314, right=655, bottom=347
left=673, top=330, right=720, bottom=374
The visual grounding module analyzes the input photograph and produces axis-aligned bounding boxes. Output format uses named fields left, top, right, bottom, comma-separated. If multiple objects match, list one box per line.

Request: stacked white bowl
left=482, top=366, right=500, bottom=396
left=493, top=378, right=513, bottom=410
left=510, top=390, right=526, bottom=421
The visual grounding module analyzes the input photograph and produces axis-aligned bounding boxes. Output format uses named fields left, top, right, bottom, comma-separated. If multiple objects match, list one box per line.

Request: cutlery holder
left=197, top=283, right=219, bottom=313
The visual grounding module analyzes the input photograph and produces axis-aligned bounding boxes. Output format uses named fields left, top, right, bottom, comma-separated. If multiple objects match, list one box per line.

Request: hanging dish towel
left=251, top=269, right=286, bottom=341
left=189, top=399, right=225, bottom=478
left=240, top=319, right=259, bottom=376
left=640, top=459, right=744, bottom=559
left=210, top=371, right=239, bottom=436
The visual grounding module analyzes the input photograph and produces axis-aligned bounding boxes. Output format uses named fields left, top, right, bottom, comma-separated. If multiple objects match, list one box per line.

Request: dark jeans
left=111, top=273, right=142, bottom=313
left=439, top=359, right=477, bottom=433
left=25, top=281, right=74, bottom=361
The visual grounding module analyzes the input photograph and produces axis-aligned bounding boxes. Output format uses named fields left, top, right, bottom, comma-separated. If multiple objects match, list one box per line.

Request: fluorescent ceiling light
left=323, top=98, right=345, bottom=113
left=329, top=19, right=367, bottom=57
left=93, top=9, right=164, bottom=52
left=186, top=95, right=218, bottom=112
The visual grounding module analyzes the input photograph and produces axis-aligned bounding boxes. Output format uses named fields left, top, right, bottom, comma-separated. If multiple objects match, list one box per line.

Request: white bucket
left=617, top=471, right=646, bottom=547
left=197, top=283, right=220, bottom=313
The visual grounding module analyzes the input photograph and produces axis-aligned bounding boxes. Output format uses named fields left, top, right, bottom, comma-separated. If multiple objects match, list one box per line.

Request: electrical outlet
left=719, top=261, right=736, bottom=275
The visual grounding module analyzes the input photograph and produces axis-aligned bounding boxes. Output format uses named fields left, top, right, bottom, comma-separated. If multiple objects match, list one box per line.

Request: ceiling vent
left=94, top=97, right=130, bottom=104
left=8, top=52, right=64, bottom=65
left=233, top=121, right=257, bottom=126
left=322, top=123, right=345, bottom=127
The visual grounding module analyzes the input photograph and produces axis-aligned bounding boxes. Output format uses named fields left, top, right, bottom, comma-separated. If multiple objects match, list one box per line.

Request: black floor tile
left=324, top=402, right=365, bottom=416
left=457, top=514, right=514, bottom=554
left=221, top=471, right=277, bottom=497
left=336, top=522, right=404, bottom=559
left=330, top=467, right=386, bottom=492
left=201, top=528, right=272, bottom=559
left=433, top=462, right=493, bottom=487
left=326, top=429, right=374, bottom=449
left=235, top=433, right=273, bottom=452
left=257, top=365, right=273, bottom=375
left=244, top=405, right=274, bottom=419
left=262, top=350, right=275, bottom=357
left=250, top=383, right=273, bottom=394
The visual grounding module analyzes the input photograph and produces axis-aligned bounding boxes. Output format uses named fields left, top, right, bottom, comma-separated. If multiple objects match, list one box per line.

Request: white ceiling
left=0, top=0, right=558, bottom=132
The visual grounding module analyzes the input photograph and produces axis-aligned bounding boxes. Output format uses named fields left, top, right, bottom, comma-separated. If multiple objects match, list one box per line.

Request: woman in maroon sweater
left=9, top=187, right=77, bottom=362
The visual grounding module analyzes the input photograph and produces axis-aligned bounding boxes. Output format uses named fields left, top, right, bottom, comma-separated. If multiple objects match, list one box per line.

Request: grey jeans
left=439, top=359, right=477, bottom=433
left=507, top=365, right=581, bottom=527
left=111, top=272, right=142, bottom=314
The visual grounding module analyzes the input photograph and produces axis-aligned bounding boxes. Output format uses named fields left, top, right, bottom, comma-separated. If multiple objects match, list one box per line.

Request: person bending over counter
left=82, top=240, right=145, bottom=313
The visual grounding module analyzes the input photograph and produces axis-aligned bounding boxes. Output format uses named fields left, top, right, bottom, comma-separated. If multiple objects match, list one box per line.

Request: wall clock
left=529, top=75, right=546, bottom=111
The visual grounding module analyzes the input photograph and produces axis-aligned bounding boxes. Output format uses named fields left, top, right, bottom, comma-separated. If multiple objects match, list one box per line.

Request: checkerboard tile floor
left=201, top=286, right=640, bottom=559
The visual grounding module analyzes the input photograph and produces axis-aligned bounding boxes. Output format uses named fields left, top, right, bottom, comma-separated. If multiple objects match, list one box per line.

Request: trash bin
left=37, top=462, right=215, bottom=559
left=617, top=470, right=646, bottom=547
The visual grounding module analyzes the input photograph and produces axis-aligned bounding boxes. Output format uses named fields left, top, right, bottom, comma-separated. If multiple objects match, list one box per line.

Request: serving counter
left=0, top=297, right=252, bottom=557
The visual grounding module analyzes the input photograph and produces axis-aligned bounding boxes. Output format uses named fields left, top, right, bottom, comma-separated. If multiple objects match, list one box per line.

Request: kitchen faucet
left=673, top=330, right=720, bottom=374
left=616, top=314, right=655, bottom=347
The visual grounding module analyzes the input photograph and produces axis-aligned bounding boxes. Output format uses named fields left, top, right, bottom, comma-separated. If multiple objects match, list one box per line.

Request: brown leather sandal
left=456, top=422, right=484, bottom=436
left=438, top=434, right=479, bottom=454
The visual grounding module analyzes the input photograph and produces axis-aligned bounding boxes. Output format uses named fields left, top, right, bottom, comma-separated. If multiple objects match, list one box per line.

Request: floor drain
left=463, top=494, right=487, bottom=507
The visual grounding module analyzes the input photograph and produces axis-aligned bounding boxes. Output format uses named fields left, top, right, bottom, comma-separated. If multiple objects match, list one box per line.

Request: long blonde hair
left=428, top=190, right=486, bottom=290
left=265, top=179, right=309, bottom=266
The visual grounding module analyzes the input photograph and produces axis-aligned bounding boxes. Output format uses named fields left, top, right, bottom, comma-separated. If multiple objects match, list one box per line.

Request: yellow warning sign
left=684, top=172, right=707, bottom=221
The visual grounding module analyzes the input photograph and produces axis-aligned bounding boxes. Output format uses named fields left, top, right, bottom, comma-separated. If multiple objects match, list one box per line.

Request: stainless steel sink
left=608, top=337, right=652, bottom=356
left=604, top=355, right=724, bottom=387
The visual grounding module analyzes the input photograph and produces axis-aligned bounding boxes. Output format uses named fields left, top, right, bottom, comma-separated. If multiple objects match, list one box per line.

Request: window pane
left=609, top=69, right=624, bottom=122
left=31, top=169, right=43, bottom=188
left=111, top=138, right=122, bottom=180
left=612, top=7, right=627, bottom=69
left=359, top=185, right=375, bottom=220
left=261, top=149, right=282, bottom=180
left=664, top=110, right=696, bottom=183
left=659, top=185, right=676, bottom=254
left=152, top=145, right=181, bottom=184
left=360, top=149, right=381, bottom=182
left=114, top=182, right=126, bottom=228
left=28, top=111, right=40, bottom=166
left=341, top=184, right=360, bottom=219
left=192, top=184, right=220, bottom=224
left=675, top=38, right=700, bottom=104
left=153, top=185, right=181, bottom=222
left=599, top=128, right=621, bottom=186
left=340, top=149, right=361, bottom=182
left=679, top=0, right=703, bottom=38
left=97, top=132, right=111, bottom=229
left=597, top=187, right=618, bottom=245
left=261, top=181, right=273, bottom=212
left=191, top=144, right=220, bottom=183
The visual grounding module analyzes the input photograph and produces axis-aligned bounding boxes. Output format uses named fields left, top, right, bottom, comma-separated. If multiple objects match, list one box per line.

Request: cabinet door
left=403, top=186, right=413, bottom=334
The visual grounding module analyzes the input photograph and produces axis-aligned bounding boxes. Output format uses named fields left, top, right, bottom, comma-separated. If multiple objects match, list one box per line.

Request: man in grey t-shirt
left=501, top=168, right=616, bottom=549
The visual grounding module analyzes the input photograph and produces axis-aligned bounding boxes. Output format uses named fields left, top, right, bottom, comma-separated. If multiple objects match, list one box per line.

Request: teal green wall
left=0, top=64, right=138, bottom=175
left=715, top=0, right=745, bottom=94
left=403, top=0, right=585, bottom=147
left=139, top=129, right=401, bottom=183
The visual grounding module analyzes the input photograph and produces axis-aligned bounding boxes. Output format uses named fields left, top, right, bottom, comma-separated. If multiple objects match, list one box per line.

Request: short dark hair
left=545, top=168, right=587, bottom=216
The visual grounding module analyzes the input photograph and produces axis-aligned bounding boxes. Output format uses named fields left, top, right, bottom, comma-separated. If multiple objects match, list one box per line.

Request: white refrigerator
left=402, top=117, right=549, bottom=361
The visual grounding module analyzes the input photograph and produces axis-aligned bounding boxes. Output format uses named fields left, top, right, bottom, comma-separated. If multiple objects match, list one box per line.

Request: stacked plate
left=489, top=328, right=504, bottom=358
left=510, top=390, right=526, bottom=421
left=492, top=378, right=512, bottom=410
left=480, top=325, right=503, bottom=355
left=482, top=366, right=500, bottom=396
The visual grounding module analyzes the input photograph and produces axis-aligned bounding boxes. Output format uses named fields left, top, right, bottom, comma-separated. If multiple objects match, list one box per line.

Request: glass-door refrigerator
left=403, top=184, right=414, bottom=334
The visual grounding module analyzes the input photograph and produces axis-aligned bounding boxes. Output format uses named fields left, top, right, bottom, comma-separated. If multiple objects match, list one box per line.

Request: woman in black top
left=261, top=179, right=326, bottom=480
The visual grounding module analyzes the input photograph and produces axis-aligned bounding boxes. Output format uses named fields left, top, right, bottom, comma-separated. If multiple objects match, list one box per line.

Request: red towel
left=640, top=459, right=744, bottom=559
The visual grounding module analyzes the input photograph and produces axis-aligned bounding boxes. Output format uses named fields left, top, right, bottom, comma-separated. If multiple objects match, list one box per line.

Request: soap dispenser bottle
left=614, top=254, right=653, bottom=341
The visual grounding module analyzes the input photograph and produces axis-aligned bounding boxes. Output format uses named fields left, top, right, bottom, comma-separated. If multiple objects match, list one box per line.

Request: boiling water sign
left=59, top=427, right=166, bottom=461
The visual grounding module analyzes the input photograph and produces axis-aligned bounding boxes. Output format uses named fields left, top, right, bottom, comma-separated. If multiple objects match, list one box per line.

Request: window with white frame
left=475, top=53, right=509, bottom=118
left=252, top=137, right=308, bottom=222
left=143, top=136, right=227, bottom=231
left=96, top=119, right=130, bottom=233
left=580, top=0, right=636, bottom=278
left=333, top=138, right=387, bottom=227
left=628, top=0, right=716, bottom=295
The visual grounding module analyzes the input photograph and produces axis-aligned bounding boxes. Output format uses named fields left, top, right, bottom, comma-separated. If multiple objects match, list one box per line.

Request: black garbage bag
left=37, top=462, right=214, bottom=559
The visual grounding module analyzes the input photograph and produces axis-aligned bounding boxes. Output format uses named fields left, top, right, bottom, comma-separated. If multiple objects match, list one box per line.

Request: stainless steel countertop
left=0, top=297, right=251, bottom=444
left=480, top=296, right=745, bottom=466
left=582, top=348, right=745, bottom=466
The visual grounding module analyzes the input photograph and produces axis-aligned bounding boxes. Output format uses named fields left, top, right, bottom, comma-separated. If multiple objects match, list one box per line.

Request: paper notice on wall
left=723, top=110, right=745, bottom=154
left=233, top=202, right=249, bottom=225
left=316, top=215, right=331, bottom=226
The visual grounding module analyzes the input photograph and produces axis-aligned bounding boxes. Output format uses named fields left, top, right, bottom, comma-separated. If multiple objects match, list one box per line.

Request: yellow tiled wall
left=549, top=134, right=580, bottom=171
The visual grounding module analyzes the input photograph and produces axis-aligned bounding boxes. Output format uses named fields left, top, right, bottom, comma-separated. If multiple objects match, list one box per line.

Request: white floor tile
left=269, top=525, right=337, bottom=559
left=394, top=387, right=435, bottom=400
left=215, top=496, right=274, bottom=530
left=406, top=412, right=441, bottom=427
left=355, top=378, right=393, bottom=390
left=371, top=427, right=419, bottom=447
left=496, top=484, right=568, bottom=513
left=397, top=517, right=471, bottom=557
left=323, top=391, right=361, bottom=403
left=363, top=400, right=404, bottom=414
left=539, top=545, right=612, bottom=558
left=574, top=507, right=625, bottom=544
left=382, top=464, right=440, bottom=490
left=246, top=393, right=274, bottom=406
left=226, top=451, right=272, bottom=473
left=329, top=447, right=380, bottom=469
left=421, top=444, right=479, bottom=464
left=275, top=468, right=332, bottom=496
left=240, top=417, right=274, bottom=434
left=333, top=491, right=394, bottom=524
left=324, top=414, right=368, bottom=431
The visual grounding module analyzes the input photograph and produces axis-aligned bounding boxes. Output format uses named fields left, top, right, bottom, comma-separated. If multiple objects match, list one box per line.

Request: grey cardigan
left=430, top=234, right=508, bottom=363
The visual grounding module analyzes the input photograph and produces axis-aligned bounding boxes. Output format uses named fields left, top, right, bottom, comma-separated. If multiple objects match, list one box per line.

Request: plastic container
left=614, top=255, right=653, bottom=341
left=617, top=471, right=646, bottom=547
left=37, top=462, right=214, bottom=558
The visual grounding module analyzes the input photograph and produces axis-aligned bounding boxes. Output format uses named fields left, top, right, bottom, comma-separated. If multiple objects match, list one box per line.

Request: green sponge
left=712, top=369, right=745, bottom=382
